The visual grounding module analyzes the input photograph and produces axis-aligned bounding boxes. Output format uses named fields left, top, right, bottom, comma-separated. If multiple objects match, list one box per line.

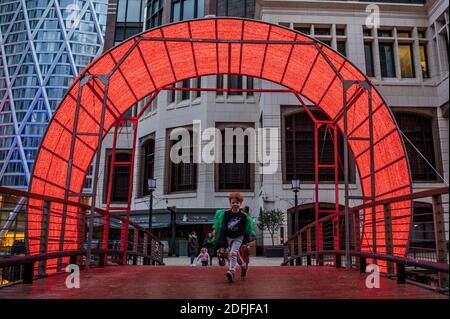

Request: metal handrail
left=0, top=186, right=165, bottom=286
left=288, top=186, right=449, bottom=241
left=283, top=186, right=449, bottom=289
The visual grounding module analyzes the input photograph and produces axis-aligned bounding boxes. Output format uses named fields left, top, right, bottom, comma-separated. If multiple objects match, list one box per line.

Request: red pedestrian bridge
left=0, top=18, right=448, bottom=299
left=0, top=185, right=448, bottom=299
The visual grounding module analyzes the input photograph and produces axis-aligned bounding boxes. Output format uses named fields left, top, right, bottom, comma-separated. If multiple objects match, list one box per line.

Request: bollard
left=335, top=255, right=342, bottom=268
left=98, top=253, right=105, bottom=268
left=360, top=256, right=366, bottom=273
left=70, top=255, right=77, bottom=265
left=396, top=262, right=406, bottom=284
left=23, top=262, right=34, bottom=284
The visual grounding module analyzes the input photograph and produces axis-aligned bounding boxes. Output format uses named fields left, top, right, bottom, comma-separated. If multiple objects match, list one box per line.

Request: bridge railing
left=282, top=186, right=449, bottom=292
left=0, top=186, right=164, bottom=287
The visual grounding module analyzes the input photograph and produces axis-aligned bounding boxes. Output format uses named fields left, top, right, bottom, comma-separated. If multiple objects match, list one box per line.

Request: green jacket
left=212, top=209, right=256, bottom=247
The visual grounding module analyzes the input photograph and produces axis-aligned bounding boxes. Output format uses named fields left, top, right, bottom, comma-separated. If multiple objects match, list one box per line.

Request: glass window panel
left=397, top=31, right=412, bottom=38
left=197, top=0, right=204, bottom=18
left=228, top=75, right=242, bottom=95
left=182, top=0, right=195, bottom=20
left=172, top=1, right=180, bottom=22
left=394, top=113, right=436, bottom=181
left=314, top=27, right=331, bottom=36
left=337, top=41, right=346, bottom=56
left=379, top=43, right=396, bottom=77
left=378, top=29, right=392, bottom=37
left=336, top=28, right=346, bottom=36
left=216, top=75, right=224, bottom=96
left=419, top=44, right=429, bottom=78
left=228, top=0, right=245, bottom=18
left=399, top=44, right=415, bottom=78
left=181, top=79, right=190, bottom=100
left=294, top=26, right=310, bottom=35
left=247, top=76, right=253, bottom=96
left=126, top=0, right=141, bottom=22
left=364, top=42, right=375, bottom=77
left=117, top=0, right=127, bottom=22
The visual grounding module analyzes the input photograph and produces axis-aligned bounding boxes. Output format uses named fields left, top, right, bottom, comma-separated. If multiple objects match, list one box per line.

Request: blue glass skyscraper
left=0, top=0, right=108, bottom=189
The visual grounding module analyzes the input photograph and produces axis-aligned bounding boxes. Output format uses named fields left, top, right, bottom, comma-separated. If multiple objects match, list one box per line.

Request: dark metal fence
left=282, top=186, right=449, bottom=292
left=0, top=186, right=164, bottom=287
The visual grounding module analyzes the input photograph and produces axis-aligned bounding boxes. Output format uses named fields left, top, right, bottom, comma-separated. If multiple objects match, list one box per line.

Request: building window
left=394, top=112, right=437, bottom=181
left=364, top=42, right=375, bottom=77
left=141, top=138, right=155, bottom=196
left=171, top=0, right=204, bottom=22
left=216, top=0, right=254, bottom=18
left=146, top=0, right=164, bottom=29
left=181, top=79, right=190, bottom=100
left=217, top=124, right=253, bottom=191
left=216, top=75, right=224, bottom=96
left=284, top=110, right=346, bottom=183
left=379, top=43, right=396, bottom=77
left=228, top=75, right=243, bottom=95
left=314, top=27, right=331, bottom=36
left=319, top=39, right=331, bottom=46
left=363, top=28, right=372, bottom=37
left=337, top=41, right=346, bottom=56
left=247, top=77, right=254, bottom=96
left=167, top=84, right=176, bottom=104
left=378, top=29, right=392, bottom=38
left=294, top=26, right=310, bottom=35
left=193, top=77, right=201, bottom=99
left=105, top=152, right=131, bottom=203
left=336, top=27, right=346, bottom=36
left=114, top=0, right=145, bottom=45
left=397, top=30, right=412, bottom=38
left=419, top=44, right=430, bottom=78
left=398, top=44, right=415, bottom=78
left=167, top=128, right=197, bottom=192
left=409, top=203, right=435, bottom=250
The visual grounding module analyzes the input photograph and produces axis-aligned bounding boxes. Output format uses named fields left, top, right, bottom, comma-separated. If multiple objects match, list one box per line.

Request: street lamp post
left=291, top=180, right=300, bottom=235
left=147, top=178, right=156, bottom=233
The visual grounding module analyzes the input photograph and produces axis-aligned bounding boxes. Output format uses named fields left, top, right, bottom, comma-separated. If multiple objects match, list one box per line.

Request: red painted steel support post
left=307, top=227, right=311, bottom=255
left=103, top=120, right=121, bottom=253
left=119, top=118, right=139, bottom=264
left=333, top=124, right=340, bottom=254
left=314, top=122, right=320, bottom=262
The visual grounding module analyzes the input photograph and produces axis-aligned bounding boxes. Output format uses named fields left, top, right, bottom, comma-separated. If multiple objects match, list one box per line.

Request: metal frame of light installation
left=26, top=18, right=413, bottom=271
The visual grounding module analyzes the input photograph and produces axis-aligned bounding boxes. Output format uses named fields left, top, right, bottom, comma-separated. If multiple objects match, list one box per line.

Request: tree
left=257, top=209, right=285, bottom=246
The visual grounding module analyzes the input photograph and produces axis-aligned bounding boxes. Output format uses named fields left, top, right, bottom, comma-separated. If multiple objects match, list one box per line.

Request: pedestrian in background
left=188, top=231, right=199, bottom=266
left=197, top=247, right=210, bottom=266
left=203, top=231, right=215, bottom=266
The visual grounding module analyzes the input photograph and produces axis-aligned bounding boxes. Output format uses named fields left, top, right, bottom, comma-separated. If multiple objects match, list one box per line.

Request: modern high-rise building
left=0, top=0, right=108, bottom=189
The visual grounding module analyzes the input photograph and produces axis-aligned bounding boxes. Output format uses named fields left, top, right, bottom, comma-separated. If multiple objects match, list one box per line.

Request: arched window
left=394, top=112, right=437, bottom=181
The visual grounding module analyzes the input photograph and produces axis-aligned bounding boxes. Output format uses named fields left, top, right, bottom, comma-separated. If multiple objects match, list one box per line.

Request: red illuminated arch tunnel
left=28, top=18, right=412, bottom=267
